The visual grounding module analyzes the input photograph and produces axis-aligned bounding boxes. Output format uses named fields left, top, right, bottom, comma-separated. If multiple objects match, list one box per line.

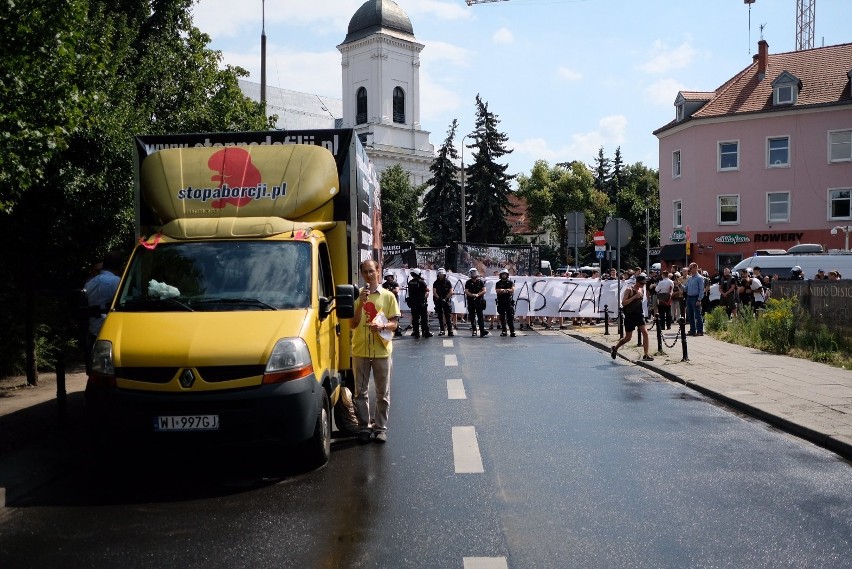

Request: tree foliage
left=464, top=95, right=514, bottom=244
left=516, top=160, right=606, bottom=266
left=0, top=0, right=273, bottom=378
left=379, top=164, right=427, bottom=244
left=421, top=120, right=462, bottom=246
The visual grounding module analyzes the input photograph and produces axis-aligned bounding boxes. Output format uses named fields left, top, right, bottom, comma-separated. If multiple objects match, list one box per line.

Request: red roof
left=506, top=193, right=536, bottom=235
left=656, top=42, right=852, bottom=134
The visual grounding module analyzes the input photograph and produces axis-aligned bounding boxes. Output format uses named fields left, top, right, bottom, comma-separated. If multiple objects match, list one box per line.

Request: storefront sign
left=715, top=233, right=751, bottom=244
left=753, top=232, right=804, bottom=242
left=670, top=229, right=686, bottom=242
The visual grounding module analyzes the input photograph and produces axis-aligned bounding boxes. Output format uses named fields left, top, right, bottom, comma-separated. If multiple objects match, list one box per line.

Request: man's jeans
left=686, top=295, right=704, bottom=334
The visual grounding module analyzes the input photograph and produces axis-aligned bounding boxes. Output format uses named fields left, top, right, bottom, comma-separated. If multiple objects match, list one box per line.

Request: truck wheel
left=301, top=391, right=331, bottom=469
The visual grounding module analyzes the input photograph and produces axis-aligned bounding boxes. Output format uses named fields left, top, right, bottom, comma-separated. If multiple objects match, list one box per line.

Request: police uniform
left=432, top=270, right=454, bottom=336
left=407, top=271, right=431, bottom=338
left=495, top=273, right=516, bottom=336
left=465, top=271, right=488, bottom=337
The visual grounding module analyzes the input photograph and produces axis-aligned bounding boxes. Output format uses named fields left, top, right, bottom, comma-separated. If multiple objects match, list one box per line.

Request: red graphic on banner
left=208, top=148, right=262, bottom=209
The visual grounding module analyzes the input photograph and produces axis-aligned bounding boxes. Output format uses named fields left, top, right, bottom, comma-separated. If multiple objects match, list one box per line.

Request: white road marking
left=463, top=557, right=508, bottom=569
left=445, top=354, right=458, bottom=367
left=443, top=339, right=453, bottom=348
left=447, top=378, right=466, bottom=400
left=453, top=426, right=484, bottom=474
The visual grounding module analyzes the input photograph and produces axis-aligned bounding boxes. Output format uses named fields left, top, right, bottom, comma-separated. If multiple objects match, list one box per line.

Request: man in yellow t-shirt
left=350, top=259, right=401, bottom=444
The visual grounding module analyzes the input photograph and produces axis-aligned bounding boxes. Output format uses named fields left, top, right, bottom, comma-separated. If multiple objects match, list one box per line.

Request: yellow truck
left=86, top=130, right=381, bottom=467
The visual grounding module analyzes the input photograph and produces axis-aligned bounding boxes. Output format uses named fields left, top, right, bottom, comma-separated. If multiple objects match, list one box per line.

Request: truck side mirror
left=334, top=284, right=357, bottom=319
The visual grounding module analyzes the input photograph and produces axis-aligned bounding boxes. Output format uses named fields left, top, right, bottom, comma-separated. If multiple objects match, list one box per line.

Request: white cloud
left=638, top=39, right=697, bottom=74
left=557, top=67, right=582, bottom=81
left=645, top=78, right=685, bottom=106
left=492, top=27, right=514, bottom=45
left=509, top=115, right=629, bottom=168
left=420, top=73, right=465, bottom=123
left=226, top=46, right=341, bottom=97
left=406, top=0, right=473, bottom=21
left=420, top=40, right=472, bottom=68
left=193, top=0, right=364, bottom=39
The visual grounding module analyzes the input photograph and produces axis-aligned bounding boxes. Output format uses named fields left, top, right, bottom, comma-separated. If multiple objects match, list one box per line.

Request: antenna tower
left=796, top=0, right=815, bottom=50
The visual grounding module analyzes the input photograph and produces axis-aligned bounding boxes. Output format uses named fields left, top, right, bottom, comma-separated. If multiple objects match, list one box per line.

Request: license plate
left=154, top=415, right=220, bottom=431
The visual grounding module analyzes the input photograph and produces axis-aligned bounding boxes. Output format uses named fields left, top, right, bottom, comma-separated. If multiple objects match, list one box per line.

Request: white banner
left=383, top=269, right=643, bottom=318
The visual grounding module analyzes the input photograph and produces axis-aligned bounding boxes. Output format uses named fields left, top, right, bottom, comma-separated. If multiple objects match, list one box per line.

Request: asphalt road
left=2, top=332, right=851, bottom=568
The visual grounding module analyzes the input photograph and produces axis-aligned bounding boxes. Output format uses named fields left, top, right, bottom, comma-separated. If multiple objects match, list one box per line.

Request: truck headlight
left=89, top=340, right=116, bottom=386
left=263, top=338, right=314, bottom=384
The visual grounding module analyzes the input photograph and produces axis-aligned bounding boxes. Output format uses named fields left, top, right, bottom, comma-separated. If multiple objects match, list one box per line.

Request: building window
left=676, top=104, right=684, bottom=122
left=393, top=87, right=405, bottom=124
left=719, top=141, right=739, bottom=170
left=768, top=137, right=789, bottom=167
left=767, top=192, right=790, bottom=223
left=775, top=85, right=794, bottom=105
left=356, top=87, right=367, bottom=125
left=672, top=150, right=681, bottom=178
left=718, top=195, right=740, bottom=225
left=673, top=200, right=682, bottom=228
left=829, top=130, right=852, bottom=162
left=829, top=189, right=852, bottom=220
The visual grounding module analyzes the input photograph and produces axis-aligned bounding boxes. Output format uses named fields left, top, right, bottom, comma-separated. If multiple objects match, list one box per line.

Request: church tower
left=338, top=0, right=434, bottom=186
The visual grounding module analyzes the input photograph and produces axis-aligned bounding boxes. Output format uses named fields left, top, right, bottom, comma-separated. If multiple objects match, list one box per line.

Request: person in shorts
left=610, top=274, right=654, bottom=361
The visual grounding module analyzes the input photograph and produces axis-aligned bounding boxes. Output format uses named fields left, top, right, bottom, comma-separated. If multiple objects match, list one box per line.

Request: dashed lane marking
left=443, top=339, right=453, bottom=348
left=463, top=557, right=509, bottom=569
left=447, top=378, right=466, bottom=400
left=452, top=426, right=484, bottom=474
left=445, top=354, right=459, bottom=367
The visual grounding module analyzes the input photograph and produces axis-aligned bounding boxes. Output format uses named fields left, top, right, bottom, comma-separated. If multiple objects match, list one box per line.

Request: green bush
left=755, top=298, right=797, bottom=354
left=704, top=306, right=729, bottom=333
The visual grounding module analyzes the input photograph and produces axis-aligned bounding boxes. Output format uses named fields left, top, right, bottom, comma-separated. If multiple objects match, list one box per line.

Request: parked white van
left=734, top=252, right=852, bottom=279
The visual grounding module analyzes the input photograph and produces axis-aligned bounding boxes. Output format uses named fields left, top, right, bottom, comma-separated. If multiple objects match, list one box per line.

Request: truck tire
left=300, top=390, right=331, bottom=469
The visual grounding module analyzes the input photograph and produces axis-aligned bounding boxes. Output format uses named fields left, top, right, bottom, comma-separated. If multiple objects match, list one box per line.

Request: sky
left=191, top=0, right=850, bottom=179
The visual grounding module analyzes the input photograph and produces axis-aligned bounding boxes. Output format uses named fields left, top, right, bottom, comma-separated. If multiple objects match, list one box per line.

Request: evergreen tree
left=593, top=146, right=611, bottom=195
left=380, top=164, right=427, bottom=244
left=465, top=95, right=514, bottom=244
left=610, top=146, right=625, bottom=200
left=421, top=120, right=462, bottom=246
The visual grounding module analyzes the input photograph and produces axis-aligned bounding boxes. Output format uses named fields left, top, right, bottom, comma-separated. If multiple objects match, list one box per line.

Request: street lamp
left=831, top=225, right=852, bottom=252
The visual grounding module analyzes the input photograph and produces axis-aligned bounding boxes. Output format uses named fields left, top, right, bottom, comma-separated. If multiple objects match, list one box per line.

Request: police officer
left=382, top=269, right=404, bottom=336
left=495, top=268, right=516, bottom=337
left=464, top=268, right=488, bottom=337
left=432, top=267, right=454, bottom=337
left=407, top=268, right=432, bottom=338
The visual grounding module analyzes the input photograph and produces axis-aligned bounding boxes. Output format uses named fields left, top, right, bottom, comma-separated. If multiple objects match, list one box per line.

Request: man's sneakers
left=510, top=332, right=516, bottom=337
left=641, top=354, right=655, bottom=361
left=439, top=330, right=445, bottom=336
left=358, top=430, right=372, bottom=444
left=611, top=346, right=617, bottom=360
left=424, top=332, right=434, bottom=338
left=374, top=431, right=387, bottom=443
left=480, top=330, right=489, bottom=338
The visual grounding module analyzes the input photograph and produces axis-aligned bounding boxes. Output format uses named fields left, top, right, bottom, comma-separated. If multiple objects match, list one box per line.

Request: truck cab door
left=316, top=242, right=337, bottom=384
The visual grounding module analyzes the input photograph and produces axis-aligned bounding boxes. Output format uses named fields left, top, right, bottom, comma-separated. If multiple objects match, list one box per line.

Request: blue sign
left=596, top=250, right=605, bottom=259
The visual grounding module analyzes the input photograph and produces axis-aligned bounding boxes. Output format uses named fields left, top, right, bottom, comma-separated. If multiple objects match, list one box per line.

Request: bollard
left=603, top=305, right=610, bottom=336
left=656, top=311, right=664, bottom=354
left=618, top=308, right=624, bottom=339
left=679, top=316, right=689, bottom=362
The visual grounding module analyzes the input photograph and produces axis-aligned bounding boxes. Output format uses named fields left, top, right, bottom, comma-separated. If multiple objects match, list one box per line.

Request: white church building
left=240, top=0, right=434, bottom=187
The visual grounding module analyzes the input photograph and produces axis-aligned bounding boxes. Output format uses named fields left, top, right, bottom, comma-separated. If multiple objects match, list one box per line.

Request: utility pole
left=260, top=0, right=267, bottom=108
left=796, top=0, right=816, bottom=51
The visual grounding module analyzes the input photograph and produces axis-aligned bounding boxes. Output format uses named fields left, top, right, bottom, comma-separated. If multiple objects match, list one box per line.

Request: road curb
left=567, top=332, right=852, bottom=462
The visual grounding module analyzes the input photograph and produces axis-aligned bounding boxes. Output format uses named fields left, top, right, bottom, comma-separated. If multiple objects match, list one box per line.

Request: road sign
left=593, top=230, right=606, bottom=247
left=686, top=225, right=692, bottom=242
left=596, top=250, right=605, bottom=259
left=604, top=218, right=632, bottom=248
left=595, top=245, right=606, bottom=252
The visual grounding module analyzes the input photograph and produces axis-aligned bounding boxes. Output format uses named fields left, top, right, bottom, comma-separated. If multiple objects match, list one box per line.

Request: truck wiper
left=119, top=298, right=195, bottom=312
left=192, top=298, right=277, bottom=311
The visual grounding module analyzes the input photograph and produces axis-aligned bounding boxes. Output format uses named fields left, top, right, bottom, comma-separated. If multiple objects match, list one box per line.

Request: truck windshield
left=115, top=241, right=311, bottom=311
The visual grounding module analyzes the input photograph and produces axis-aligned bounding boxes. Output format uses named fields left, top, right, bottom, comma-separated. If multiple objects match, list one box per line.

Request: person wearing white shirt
left=655, top=273, right=675, bottom=330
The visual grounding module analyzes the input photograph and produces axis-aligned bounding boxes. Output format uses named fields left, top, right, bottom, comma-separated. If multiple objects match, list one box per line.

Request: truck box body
left=87, top=130, right=379, bottom=462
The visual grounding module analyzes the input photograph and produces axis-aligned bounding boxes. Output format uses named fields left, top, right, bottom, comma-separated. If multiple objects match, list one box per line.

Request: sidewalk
left=567, top=322, right=852, bottom=461
left=2, top=327, right=851, bottom=509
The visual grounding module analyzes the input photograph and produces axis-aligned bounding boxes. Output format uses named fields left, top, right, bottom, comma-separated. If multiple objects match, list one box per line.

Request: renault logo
left=179, top=369, right=196, bottom=389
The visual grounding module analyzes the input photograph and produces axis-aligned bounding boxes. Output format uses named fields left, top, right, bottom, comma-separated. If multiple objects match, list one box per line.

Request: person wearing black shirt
left=407, top=268, right=432, bottom=339
left=464, top=268, right=488, bottom=337
left=432, top=268, right=454, bottom=337
left=718, top=267, right=736, bottom=317
left=495, top=268, right=516, bottom=337
left=382, top=270, right=404, bottom=337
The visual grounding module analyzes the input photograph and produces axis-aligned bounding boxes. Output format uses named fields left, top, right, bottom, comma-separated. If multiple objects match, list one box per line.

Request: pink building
left=654, top=40, right=852, bottom=273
